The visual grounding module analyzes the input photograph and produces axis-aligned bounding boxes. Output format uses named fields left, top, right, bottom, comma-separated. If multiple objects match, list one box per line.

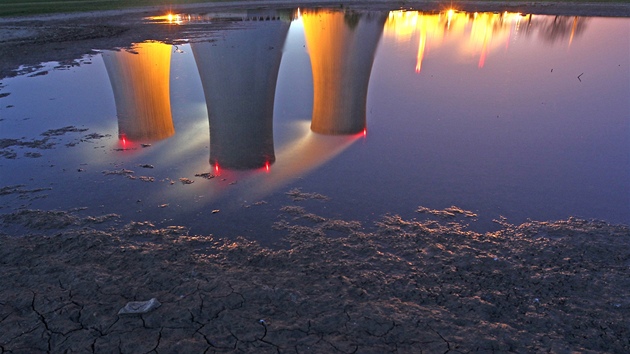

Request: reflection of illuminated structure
left=191, top=13, right=290, bottom=170
left=384, top=10, right=446, bottom=73
left=239, top=121, right=362, bottom=200
left=103, top=42, right=175, bottom=141
left=302, top=9, right=387, bottom=135
left=384, top=10, right=524, bottom=70
left=384, top=10, right=588, bottom=71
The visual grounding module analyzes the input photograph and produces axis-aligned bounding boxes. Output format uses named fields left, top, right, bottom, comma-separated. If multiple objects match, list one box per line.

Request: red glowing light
left=265, top=161, right=270, bottom=172
left=363, top=128, right=367, bottom=137
left=214, top=163, right=220, bottom=173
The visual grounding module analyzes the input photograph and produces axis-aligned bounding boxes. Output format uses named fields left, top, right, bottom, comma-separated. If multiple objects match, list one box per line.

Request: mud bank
left=1, top=203, right=628, bottom=352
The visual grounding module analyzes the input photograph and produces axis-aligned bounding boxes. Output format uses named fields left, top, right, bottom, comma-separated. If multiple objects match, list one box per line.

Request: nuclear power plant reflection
left=383, top=10, right=590, bottom=72
left=191, top=11, right=292, bottom=170
left=103, top=42, right=175, bottom=142
left=302, top=9, right=387, bottom=135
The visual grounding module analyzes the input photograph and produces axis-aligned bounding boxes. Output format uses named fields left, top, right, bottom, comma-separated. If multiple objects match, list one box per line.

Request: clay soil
left=1, top=1, right=630, bottom=353
left=1, top=200, right=629, bottom=353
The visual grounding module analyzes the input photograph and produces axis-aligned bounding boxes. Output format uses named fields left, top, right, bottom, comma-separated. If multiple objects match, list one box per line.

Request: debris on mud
left=0, top=184, right=51, bottom=197
left=194, top=172, right=215, bottom=179
left=285, top=187, right=330, bottom=201
left=0, top=137, right=54, bottom=150
left=118, top=298, right=161, bottom=315
left=28, top=70, right=48, bottom=77
left=82, top=132, right=110, bottom=140
left=103, top=168, right=160, bottom=182
left=179, top=178, right=194, bottom=184
left=103, top=169, right=134, bottom=176
left=138, top=176, right=155, bottom=182
left=41, top=125, right=88, bottom=137
left=243, top=200, right=267, bottom=208
left=0, top=126, right=102, bottom=158
left=24, top=151, right=42, bottom=158
left=416, top=205, right=478, bottom=218
left=0, top=150, right=17, bottom=158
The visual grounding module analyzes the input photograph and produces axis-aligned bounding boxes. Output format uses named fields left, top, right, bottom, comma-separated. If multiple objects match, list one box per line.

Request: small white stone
left=118, top=298, right=161, bottom=315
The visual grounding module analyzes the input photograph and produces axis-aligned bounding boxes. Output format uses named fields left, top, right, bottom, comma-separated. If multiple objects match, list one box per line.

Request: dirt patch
left=0, top=202, right=628, bottom=352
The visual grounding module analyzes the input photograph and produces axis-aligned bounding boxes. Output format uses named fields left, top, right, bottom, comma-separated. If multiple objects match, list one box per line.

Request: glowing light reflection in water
left=0, top=8, right=627, bottom=243
left=102, top=42, right=175, bottom=143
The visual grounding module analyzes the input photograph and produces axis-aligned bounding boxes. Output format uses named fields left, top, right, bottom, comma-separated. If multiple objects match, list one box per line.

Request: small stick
left=577, top=73, right=584, bottom=82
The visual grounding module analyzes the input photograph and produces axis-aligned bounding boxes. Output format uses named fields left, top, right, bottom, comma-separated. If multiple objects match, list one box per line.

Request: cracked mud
left=1, top=202, right=628, bottom=353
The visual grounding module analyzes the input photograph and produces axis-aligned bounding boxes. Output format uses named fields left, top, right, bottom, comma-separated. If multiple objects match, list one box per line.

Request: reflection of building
left=302, top=9, right=387, bottom=135
left=191, top=13, right=290, bottom=170
left=384, top=10, right=589, bottom=71
left=244, top=122, right=361, bottom=199
left=103, top=42, right=175, bottom=141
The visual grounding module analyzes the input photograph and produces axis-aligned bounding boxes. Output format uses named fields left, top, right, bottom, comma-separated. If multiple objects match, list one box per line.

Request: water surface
left=0, top=8, right=628, bottom=243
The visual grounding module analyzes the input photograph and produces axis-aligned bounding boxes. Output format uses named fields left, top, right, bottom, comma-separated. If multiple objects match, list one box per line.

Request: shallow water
left=0, top=8, right=628, bottom=243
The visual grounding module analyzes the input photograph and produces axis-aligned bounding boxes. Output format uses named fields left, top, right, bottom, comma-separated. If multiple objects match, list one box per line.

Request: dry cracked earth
left=0, top=197, right=629, bottom=353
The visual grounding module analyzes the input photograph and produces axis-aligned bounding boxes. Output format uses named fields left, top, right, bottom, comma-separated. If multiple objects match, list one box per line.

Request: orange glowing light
left=569, top=16, right=578, bottom=47
left=478, top=40, right=488, bottom=68
left=147, top=13, right=183, bottom=24
left=384, top=9, right=528, bottom=72
left=303, top=9, right=384, bottom=134
left=447, top=9, right=454, bottom=28
left=416, top=35, right=425, bottom=73
left=104, top=42, right=175, bottom=142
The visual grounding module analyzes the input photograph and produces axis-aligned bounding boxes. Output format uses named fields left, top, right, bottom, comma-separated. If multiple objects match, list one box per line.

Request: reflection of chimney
left=303, top=9, right=386, bottom=135
left=191, top=17, right=290, bottom=170
left=247, top=122, right=361, bottom=199
left=103, top=42, right=175, bottom=142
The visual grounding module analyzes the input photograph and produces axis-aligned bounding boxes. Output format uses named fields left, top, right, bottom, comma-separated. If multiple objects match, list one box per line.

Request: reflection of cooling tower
left=191, top=18, right=290, bottom=170
left=303, top=10, right=386, bottom=135
left=103, top=42, right=175, bottom=141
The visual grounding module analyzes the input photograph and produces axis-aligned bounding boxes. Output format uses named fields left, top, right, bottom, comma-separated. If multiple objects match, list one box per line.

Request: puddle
left=0, top=7, right=628, bottom=244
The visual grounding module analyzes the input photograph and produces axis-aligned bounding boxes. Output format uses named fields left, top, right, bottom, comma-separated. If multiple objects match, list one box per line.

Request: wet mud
left=0, top=126, right=109, bottom=159
left=1, top=199, right=628, bottom=353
